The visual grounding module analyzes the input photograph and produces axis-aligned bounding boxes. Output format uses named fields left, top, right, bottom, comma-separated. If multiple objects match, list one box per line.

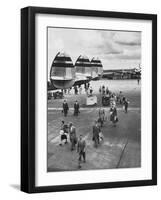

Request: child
left=59, top=130, right=68, bottom=146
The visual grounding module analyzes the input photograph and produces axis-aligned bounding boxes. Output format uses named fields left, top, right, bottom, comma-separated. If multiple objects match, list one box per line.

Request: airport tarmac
left=48, top=79, right=141, bottom=108
left=47, top=79, right=141, bottom=171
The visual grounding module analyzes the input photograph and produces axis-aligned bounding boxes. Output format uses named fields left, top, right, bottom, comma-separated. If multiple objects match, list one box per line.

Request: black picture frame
left=21, top=6, right=157, bottom=193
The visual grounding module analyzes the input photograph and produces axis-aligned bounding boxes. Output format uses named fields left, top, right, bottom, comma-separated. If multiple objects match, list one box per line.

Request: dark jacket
left=74, top=103, right=79, bottom=112
left=63, top=102, right=69, bottom=112
left=92, top=125, right=99, bottom=139
left=77, top=139, right=86, bottom=153
left=110, top=107, right=117, bottom=122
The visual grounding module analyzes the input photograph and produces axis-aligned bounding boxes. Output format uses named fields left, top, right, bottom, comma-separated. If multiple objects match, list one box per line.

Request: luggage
left=61, top=134, right=67, bottom=140
left=114, top=116, right=118, bottom=122
left=99, top=132, right=104, bottom=141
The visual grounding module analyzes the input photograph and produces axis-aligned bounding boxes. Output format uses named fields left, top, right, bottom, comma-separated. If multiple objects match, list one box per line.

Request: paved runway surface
left=48, top=108, right=141, bottom=171
left=47, top=79, right=141, bottom=171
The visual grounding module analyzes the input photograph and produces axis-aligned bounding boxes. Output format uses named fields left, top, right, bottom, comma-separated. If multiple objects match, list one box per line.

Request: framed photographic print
left=21, top=6, right=157, bottom=193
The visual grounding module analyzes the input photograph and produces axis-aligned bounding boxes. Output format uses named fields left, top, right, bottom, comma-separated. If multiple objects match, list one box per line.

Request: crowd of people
left=100, top=85, right=129, bottom=113
left=58, top=103, right=117, bottom=169
left=59, top=103, right=120, bottom=169
left=55, top=84, right=131, bottom=169
left=59, top=121, right=86, bottom=168
left=61, top=82, right=93, bottom=97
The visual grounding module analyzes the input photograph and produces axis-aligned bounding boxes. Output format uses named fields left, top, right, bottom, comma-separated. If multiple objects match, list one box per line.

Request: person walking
left=102, top=85, right=105, bottom=94
left=89, top=86, right=93, bottom=96
left=122, top=96, right=126, bottom=104
left=62, top=100, right=69, bottom=117
left=79, top=85, right=82, bottom=94
left=59, top=121, right=68, bottom=145
left=74, top=100, right=80, bottom=116
left=118, top=91, right=123, bottom=104
left=68, top=87, right=71, bottom=94
left=106, top=87, right=109, bottom=95
left=69, top=123, right=77, bottom=151
left=99, top=86, right=102, bottom=94
left=110, top=104, right=118, bottom=127
left=77, top=135, right=86, bottom=168
left=92, top=121, right=100, bottom=148
left=74, top=86, right=78, bottom=95
left=124, top=98, right=129, bottom=113
left=98, top=107, right=105, bottom=127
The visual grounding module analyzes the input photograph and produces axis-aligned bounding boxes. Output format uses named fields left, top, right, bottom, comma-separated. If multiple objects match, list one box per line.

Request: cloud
left=117, top=49, right=141, bottom=60
left=52, top=38, right=65, bottom=52
left=113, top=32, right=141, bottom=46
left=74, top=30, right=122, bottom=55
left=47, top=28, right=141, bottom=78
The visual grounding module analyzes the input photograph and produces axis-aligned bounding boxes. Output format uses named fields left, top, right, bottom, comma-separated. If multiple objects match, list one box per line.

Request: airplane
left=49, top=52, right=90, bottom=90
left=91, top=57, right=103, bottom=80
left=75, top=55, right=92, bottom=80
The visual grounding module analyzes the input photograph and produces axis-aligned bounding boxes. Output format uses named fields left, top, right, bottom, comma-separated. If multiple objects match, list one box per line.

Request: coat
left=77, top=139, right=86, bottom=153
left=74, top=103, right=79, bottom=113
left=92, top=125, right=99, bottom=140
left=69, top=126, right=77, bottom=143
left=110, top=107, right=118, bottom=122
left=63, top=103, right=69, bottom=112
left=98, top=108, right=105, bottom=121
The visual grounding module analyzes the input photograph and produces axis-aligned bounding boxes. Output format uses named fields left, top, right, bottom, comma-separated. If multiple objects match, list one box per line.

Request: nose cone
left=91, top=57, right=103, bottom=78
left=50, top=52, right=75, bottom=89
left=75, top=55, right=92, bottom=79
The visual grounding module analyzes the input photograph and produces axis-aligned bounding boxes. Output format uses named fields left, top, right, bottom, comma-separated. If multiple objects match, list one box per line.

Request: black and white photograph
left=20, top=6, right=157, bottom=193
left=47, top=27, right=141, bottom=172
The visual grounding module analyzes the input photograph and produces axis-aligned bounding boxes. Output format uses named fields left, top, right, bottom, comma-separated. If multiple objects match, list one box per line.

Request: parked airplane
left=75, top=55, right=92, bottom=80
left=91, top=57, right=103, bottom=80
left=50, top=52, right=75, bottom=89
left=49, top=52, right=90, bottom=90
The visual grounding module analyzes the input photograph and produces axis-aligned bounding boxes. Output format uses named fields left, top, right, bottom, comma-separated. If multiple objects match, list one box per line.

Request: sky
left=48, top=27, right=141, bottom=79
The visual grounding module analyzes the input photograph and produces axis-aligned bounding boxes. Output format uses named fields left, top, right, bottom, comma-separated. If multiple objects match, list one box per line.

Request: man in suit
left=77, top=135, right=86, bottom=168
left=69, top=123, right=77, bottom=151
left=92, top=121, right=100, bottom=148
left=62, top=100, right=69, bottom=117
left=74, top=100, right=80, bottom=116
